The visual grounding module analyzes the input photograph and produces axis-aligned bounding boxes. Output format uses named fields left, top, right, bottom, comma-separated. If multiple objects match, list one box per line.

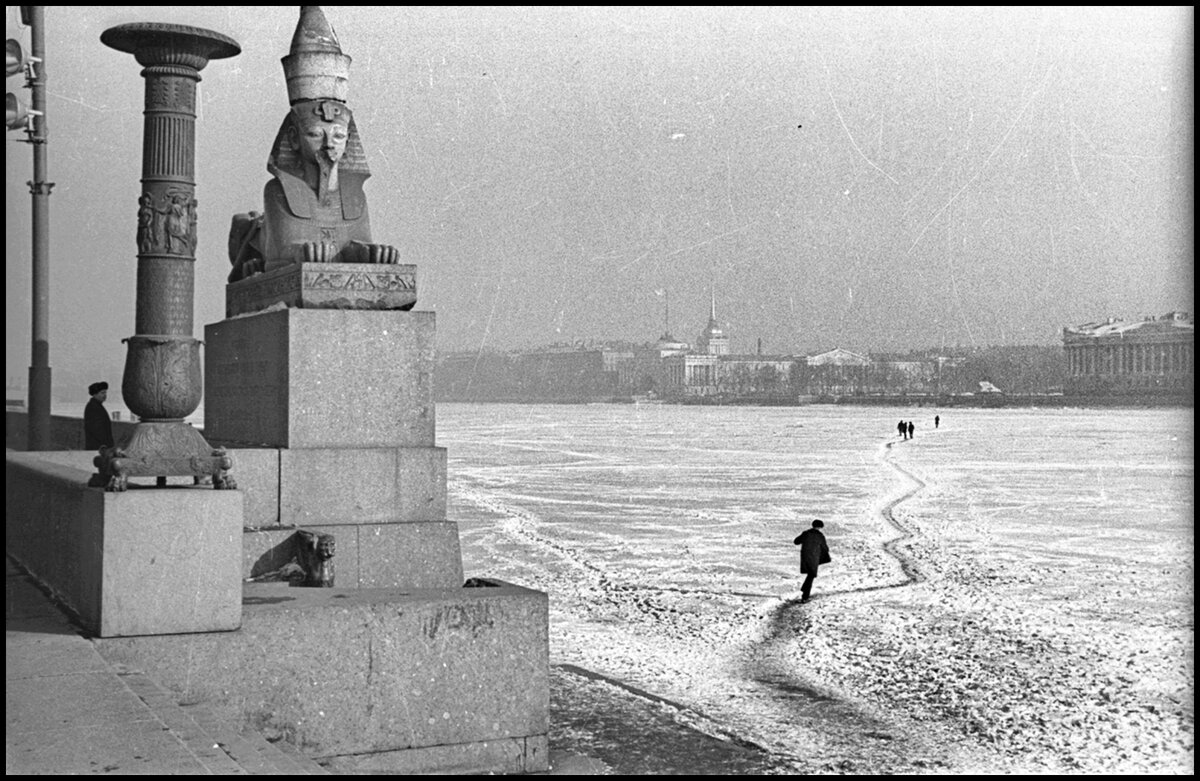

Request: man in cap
left=84, top=382, right=115, bottom=450
left=793, top=519, right=832, bottom=603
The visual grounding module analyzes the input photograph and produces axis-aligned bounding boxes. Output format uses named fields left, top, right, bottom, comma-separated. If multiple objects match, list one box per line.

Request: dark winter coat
left=84, top=398, right=114, bottom=450
left=793, top=528, right=831, bottom=575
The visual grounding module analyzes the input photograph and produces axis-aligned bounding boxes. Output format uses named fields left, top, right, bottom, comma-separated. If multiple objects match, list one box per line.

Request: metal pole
left=26, top=5, right=53, bottom=451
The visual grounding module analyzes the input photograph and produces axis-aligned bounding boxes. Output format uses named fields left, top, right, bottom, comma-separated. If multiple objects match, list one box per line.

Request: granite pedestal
left=225, top=262, right=417, bottom=318
left=205, top=307, right=459, bottom=589
left=95, top=581, right=550, bottom=773
left=6, top=452, right=243, bottom=637
left=196, top=291, right=550, bottom=773
left=204, top=308, right=434, bottom=449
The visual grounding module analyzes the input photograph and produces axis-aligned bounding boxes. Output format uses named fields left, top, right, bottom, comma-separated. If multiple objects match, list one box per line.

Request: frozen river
left=440, top=402, right=1193, bottom=773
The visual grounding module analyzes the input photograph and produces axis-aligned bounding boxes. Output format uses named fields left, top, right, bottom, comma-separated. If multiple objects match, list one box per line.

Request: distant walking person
left=898, top=419, right=907, bottom=440
left=935, top=414, right=940, bottom=429
left=907, top=420, right=915, bottom=439
left=793, top=519, right=832, bottom=603
left=84, top=381, right=114, bottom=450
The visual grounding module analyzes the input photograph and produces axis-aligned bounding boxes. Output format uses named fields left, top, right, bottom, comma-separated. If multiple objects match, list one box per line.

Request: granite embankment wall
left=6, top=411, right=139, bottom=451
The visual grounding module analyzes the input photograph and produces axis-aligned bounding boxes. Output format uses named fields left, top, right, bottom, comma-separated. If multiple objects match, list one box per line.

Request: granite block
left=396, top=446, right=447, bottom=522
left=204, top=308, right=290, bottom=447
left=288, top=310, right=435, bottom=448
left=96, top=487, right=243, bottom=637
left=13, top=449, right=95, bottom=471
left=7, top=454, right=103, bottom=622
left=6, top=452, right=243, bottom=637
left=278, top=447, right=397, bottom=526
left=95, top=582, right=550, bottom=770
left=244, top=523, right=459, bottom=589
left=205, top=309, right=436, bottom=448
left=225, top=448, right=280, bottom=530
left=356, top=522, right=464, bottom=589
left=276, top=447, right=446, bottom=527
left=225, top=262, right=418, bottom=318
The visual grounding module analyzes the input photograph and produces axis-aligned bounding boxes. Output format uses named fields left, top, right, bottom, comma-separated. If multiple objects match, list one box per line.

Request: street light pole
left=26, top=5, right=53, bottom=451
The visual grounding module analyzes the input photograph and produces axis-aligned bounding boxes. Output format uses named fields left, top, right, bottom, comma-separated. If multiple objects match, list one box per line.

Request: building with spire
left=435, top=291, right=1098, bottom=404
left=695, top=291, right=730, bottom=356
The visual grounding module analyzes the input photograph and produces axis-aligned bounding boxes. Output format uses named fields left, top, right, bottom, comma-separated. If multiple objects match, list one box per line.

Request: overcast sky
left=5, top=6, right=1192, bottom=395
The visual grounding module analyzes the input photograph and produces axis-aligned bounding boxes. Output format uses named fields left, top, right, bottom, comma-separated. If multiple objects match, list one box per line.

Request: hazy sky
left=5, top=6, right=1192, bottom=395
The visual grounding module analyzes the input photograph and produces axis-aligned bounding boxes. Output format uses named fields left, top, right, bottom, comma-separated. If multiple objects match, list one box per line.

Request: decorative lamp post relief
left=95, top=22, right=240, bottom=491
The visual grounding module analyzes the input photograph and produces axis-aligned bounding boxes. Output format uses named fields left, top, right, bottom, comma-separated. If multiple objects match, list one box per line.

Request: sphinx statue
left=229, top=6, right=398, bottom=283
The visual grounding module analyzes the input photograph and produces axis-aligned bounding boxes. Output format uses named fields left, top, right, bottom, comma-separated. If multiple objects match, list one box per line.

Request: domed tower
left=696, top=290, right=730, bottom=355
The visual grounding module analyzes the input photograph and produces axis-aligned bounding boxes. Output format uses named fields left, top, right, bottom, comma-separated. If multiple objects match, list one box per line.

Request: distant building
left=717, top=354, right=797, bottom=396
left=613, top=335, right=687, bottom=395
left=518, top=346, right=621, bottom=400
left=869, top=357, right=941, bottom=395
left=662, top=352, right=720, bottom=396
left=1062, top=312, right=1193, bottom=398
left=651, top=333, right=690, bottom=358
left=439, top=299, right=1090, bottom=404
left=436, top=351, right=518, bottom=401
left=807, top=348, right=871, bottom=366
left=804, top=348, right=872, bottom=396
left=657, top=297, right=800, bottom=397
left=657, top=295, right=731, bottom=396
left=437, top=344, right=627, bottom=402
left=695, top=291, right=730, bottom=356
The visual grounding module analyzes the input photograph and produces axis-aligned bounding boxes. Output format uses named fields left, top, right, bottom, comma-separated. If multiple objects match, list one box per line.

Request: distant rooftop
left=807, top=347, right=871, bottom=366
left=1065, top=311, right=1193, bottom=337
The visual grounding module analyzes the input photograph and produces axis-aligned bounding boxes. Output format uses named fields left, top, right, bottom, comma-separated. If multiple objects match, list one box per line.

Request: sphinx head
left=288, top=100, right=351, bottom=170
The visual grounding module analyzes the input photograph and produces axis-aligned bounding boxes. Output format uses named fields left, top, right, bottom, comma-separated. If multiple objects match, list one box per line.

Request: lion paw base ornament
left=90, top=424, right=236, bottom=492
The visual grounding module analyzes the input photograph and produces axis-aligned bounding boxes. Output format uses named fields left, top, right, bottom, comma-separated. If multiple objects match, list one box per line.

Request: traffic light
left=6, top=38, right=23, bottom=75
left=6, top=37, right=42, bottom=136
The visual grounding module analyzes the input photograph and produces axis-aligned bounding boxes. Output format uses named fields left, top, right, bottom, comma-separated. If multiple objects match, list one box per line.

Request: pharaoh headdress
left=268, top=6, right=370, bottom=178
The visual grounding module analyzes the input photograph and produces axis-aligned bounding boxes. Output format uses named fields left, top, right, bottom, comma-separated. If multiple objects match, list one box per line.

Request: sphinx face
left=290, top=100, right=350, bottom=170
left=292, top=111, right=350, bottom=169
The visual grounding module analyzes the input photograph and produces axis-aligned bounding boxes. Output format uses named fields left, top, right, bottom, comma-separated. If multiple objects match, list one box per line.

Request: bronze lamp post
left=96, top=22, right=240, bottom=491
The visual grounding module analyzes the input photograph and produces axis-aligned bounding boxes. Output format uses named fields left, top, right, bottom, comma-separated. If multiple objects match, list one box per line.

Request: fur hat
left=812, top=519, right=824, bottom=528
left=88, top=381, right=108, bottom=396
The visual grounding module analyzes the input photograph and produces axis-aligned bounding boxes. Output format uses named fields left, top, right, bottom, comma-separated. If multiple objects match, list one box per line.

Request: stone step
left=117, top=668, right=328, bottom=775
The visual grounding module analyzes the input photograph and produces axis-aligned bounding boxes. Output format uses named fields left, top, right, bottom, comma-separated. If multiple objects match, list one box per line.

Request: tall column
left=95, top=23, right=240, bottom=491
left=102, top=23, right=239, bottom=419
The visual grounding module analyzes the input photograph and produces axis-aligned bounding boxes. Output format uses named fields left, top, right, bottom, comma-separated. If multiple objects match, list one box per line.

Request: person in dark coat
left=898, top=419, right=906, bottom=440
left=907, top=420, right=915, bottom=439
left=84, top=381, right=114, bottom=450
left=793, top=519, right=832, bottom=603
